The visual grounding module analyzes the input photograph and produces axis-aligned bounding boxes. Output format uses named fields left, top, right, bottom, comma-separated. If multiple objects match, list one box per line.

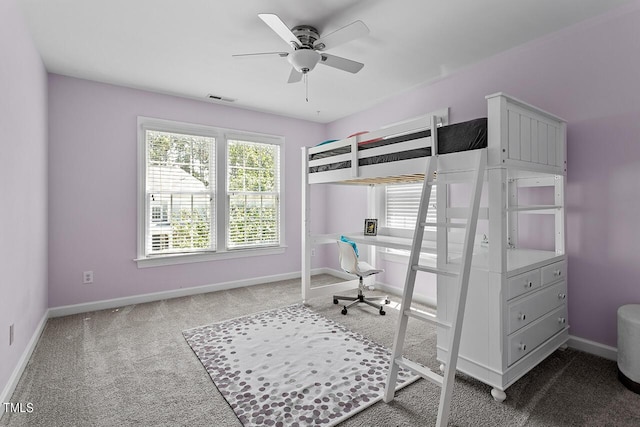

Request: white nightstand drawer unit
left=507, top=269, right=541, bottom=300
left=508, top=281, right=567, bottom=334
left=509, top=305, right=568, bottom=365
left=541, top=260, right=566, bottom=285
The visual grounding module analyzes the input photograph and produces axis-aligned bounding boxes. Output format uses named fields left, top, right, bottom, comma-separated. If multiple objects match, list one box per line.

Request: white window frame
left=136, top=117, right=285, bottom=268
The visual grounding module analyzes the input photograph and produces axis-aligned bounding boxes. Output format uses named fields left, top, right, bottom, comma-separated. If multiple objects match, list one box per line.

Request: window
left=381, top=182, right=437, bottom=258
left=385, top=183, right=436, bottom=231
left=137, top=118, right=284, bottom=267
left=227, top=140, right=280, bottom=249
left=145, top=130, right=215, bottom=256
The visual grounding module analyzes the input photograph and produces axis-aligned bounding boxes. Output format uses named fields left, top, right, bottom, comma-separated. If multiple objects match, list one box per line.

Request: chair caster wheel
left=333, top=298, right=339, bottom=304
left=379, top=309, right=386, bottom=315
left=341, top=307, right=348, bottom=315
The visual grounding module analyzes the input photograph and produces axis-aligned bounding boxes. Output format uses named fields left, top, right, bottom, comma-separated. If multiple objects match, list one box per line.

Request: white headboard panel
left=486, top=93, right=567, bottom=175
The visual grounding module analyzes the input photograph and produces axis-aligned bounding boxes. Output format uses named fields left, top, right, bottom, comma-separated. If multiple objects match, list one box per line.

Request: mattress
left=308, top=117, right=487, bottom=174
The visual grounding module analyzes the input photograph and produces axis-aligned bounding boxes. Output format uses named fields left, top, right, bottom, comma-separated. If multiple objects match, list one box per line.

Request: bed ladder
left=383, top=122, right=486, bottom=427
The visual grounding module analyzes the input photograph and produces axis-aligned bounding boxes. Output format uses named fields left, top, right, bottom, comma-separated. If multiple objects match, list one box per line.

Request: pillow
left=316, top=139, right=338, bottom=146
left=340, top=235, right=359, bottom=257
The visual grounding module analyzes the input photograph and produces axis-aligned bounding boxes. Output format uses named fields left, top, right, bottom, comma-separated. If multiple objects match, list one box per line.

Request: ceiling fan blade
left=288, top=68, right=303, bottom=83
left=232, top=52, right=289, bottom=58
left=314, top=20, right=369, bottom=51
left=319, top=53, right=364, bottom=74
left=258, top=13, right=300, bottom=49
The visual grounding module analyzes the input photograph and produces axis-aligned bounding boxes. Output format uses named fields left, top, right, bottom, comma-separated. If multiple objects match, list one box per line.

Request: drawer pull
left=524, top=281, right=533, bottom=289
left=558, top=293, right=566, bottom=300
left=558, top=317, right=566, bottom=324
left=518, top=313, right=526, bottom=321
left=518, top=343, right=527, bottom=351
left=554, top=270, right=562, bottom=277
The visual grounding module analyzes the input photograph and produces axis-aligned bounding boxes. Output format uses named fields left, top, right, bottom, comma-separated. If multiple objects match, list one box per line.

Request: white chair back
left=336, top=240, right=359, bottom=275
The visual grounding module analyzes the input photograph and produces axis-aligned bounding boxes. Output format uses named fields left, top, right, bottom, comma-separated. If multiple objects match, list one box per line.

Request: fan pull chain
left=304, top=73, right=309, bottom=102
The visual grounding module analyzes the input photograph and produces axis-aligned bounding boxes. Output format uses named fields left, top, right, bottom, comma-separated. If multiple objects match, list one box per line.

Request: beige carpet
left=2, top=274, right=639, bottom=426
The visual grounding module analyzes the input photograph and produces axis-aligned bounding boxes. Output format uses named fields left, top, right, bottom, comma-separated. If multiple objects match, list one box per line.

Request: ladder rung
left=412, top=264, right=459, bottom=277
left=420, top=221, right=466, bottom=229
left=404, top=308, right=451, bottom=329
left=395, top=357, right=443, bottom=386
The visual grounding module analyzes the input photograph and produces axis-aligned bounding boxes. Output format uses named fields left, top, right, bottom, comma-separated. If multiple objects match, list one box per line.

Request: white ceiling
left=17, top=0, right=632, bottom=123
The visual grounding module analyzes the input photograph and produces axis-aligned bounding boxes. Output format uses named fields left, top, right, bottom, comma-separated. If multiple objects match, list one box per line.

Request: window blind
left=145, top=130, right=215, bottom=255
left=227, top=139, right=280, bottom=249
left=385, top=183, right=437, bottom=230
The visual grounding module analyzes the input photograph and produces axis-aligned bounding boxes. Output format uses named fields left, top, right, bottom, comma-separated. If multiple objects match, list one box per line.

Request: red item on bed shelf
left=347, top=131, right=383, bottom=146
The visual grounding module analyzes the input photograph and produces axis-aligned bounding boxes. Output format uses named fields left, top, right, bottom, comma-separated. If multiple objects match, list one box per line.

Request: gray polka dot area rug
left=182, top=304, right=418, bottom=426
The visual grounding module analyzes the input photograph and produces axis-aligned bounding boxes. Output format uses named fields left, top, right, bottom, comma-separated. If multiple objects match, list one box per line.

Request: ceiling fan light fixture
left=287, top=49, right=321, bottom=73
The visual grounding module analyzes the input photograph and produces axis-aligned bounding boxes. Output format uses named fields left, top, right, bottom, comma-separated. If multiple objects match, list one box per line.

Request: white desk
left=302, top=231, right=498, bottom=303
left=312, top=232, right=427, bottom=251
left=302, top=232, right=441, bottom=302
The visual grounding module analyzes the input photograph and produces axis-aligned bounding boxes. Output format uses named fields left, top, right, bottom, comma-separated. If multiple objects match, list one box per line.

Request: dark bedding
left=308, top=117, right=487, bottom=174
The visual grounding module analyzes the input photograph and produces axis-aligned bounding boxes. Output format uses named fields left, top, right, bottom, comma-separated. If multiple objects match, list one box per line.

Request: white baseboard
left=47, top=267, right=429, bottom=320
left=0, top=309, right=49, bottom=410
left=567, top=335, right=617, bottom=361
left=316, top=267, right=352, bottom=281
left=49, top=270, right=325, bottom=318
left=375, top=282, right=437, bottom=308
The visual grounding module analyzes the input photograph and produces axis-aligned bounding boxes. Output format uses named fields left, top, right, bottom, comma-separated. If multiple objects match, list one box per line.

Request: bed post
left=350, top=136, right=359, bottom=179
left=301, top=147, right=311, bottom=303
left=556, top=121, right=567, bottom=256
left=555, top=174, right=566, bottom=255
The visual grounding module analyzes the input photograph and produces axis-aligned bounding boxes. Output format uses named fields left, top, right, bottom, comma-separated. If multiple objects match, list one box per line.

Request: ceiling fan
left=234, top=14, right=369, bottom=83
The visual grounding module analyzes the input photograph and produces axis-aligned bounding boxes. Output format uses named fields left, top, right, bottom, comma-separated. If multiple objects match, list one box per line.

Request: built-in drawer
left=508, top=281, right=567, bottom=334
left=508, top=305, right=568, bottom=366
left=507, top=269, right=541, bottom=300
left=541, top=260, right=566, bottom=286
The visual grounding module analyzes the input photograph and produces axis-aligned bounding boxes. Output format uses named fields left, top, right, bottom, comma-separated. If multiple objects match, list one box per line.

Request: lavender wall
left=47, top=75, right=326, bottom=307
left=327, top=1, right=640, bottom=348
left=0, top=0, right=48, bottom=400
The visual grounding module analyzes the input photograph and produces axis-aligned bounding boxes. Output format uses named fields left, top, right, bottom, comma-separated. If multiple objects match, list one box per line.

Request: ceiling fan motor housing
left=287, top=25, right=322, bottom=73
left=291, top=25, right=321, bottom=48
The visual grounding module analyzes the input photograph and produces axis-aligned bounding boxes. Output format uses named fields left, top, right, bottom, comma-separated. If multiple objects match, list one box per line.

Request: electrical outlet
left=83, top=271, right=94, bottom=284
left=9, top=324, right=14, bottom=346
left=311, top=248, right=316, bottom=257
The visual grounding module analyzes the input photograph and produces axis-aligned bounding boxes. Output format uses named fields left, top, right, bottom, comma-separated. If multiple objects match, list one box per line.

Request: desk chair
left=333, top=240, right=389, bottom=315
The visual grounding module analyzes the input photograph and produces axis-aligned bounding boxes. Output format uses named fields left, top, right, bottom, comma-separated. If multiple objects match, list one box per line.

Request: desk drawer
left=507, top=269, right=540, bottom=300
left=508, top=305, right=567, bottom=366
left=508, top=281, right=567, bottom=334
left=541, top=261, right=566, bottom=286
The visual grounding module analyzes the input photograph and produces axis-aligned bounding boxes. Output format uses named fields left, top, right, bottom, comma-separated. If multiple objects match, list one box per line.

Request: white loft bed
left=301, top=92, right=568, bottom=401
left=301, top=106, right=449, bottom=301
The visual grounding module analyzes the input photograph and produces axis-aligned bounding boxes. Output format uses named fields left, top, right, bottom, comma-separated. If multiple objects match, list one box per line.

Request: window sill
left=135, top=246, right=287, bottom=268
